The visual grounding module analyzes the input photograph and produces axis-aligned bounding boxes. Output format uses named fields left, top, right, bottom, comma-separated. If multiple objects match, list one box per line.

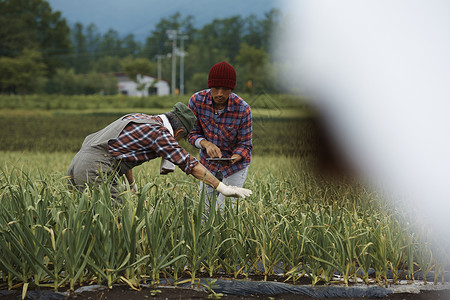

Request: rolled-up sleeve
left=187, top=95, right=204, bottom=147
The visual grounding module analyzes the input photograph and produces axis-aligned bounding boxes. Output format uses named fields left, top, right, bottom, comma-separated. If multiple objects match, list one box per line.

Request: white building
left=116, top=73, right=170, bottom=96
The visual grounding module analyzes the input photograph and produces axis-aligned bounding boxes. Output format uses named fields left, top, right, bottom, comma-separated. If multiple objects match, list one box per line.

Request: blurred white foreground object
left=277, top=0, right=450, bottom=246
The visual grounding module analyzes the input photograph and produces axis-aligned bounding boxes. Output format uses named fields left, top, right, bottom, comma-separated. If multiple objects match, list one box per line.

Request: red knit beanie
left=208, top=61, right=236, bottom=90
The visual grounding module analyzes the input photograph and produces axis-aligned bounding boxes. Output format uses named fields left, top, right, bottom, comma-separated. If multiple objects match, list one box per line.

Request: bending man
left=67, top=102, right=251, bottom=200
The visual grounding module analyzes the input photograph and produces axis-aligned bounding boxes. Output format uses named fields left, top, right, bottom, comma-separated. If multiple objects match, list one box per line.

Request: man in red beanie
left=188, top=61, right=252, bottom=211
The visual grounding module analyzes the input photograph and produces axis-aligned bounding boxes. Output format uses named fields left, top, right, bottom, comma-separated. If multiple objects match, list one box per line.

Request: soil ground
left=2, top=284, right=450, bottom=300
left=2, top=275, right=449, bottom=299
left=64, top=285, right=450, bottom=300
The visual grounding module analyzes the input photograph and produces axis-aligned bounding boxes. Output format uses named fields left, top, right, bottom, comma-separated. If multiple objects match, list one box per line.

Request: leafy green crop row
left=0, top=155, right=447, bottom=293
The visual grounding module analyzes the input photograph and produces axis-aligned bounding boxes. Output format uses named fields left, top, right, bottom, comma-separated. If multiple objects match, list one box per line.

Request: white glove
left=216, top=182, right=253, bottom=198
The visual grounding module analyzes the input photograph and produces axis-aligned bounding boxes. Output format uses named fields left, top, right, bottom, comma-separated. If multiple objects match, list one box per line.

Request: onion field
left=1, top=153, right=447, bottom=292
left=0, top=95, right=448, bottom=294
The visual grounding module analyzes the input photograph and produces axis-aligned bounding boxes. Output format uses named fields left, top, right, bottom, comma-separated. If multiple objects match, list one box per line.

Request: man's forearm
left=191, top=163, right=220, bottom=188
left=199, top=139, right=210, bottom=149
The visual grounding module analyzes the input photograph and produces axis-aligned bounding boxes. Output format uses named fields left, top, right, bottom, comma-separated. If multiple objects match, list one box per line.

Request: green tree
left=184, top=43, right=228, bottom=75
left=48, top=69, right=117, bottom=95
left=85, top=23, right=101, bottom=61
left=197, top=16, right=244, bottom=62
left=100, top=29, right=122, bottom=57
left=240, top=9, right=283, bottom=52
left=235, top=43, right=268, bottom=93
left=92, top=56, right=123, bottom=73
left=186, top=72, right=208, bottom=94
left=71, top=22, right=91, bottom=73
left=143, top=12, right=195, bottom=59
left=258, top=9, right=282, bottom=54
left=69, top=27, right=142, bottom=72
left=82, top=72, right=118, bottom=94
left=0, top=0, right=71, bottom=74
left=48, top=68, right=80, bottom=94
left=121, top=57, right=156, bottom=81
left=120, top=34, right=142, bottom=57
left=0, top=49, right=47, bottom=94
left=241, top=15, right=262, bottom=49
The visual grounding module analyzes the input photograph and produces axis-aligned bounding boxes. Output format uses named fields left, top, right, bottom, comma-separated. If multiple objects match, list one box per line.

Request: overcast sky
left=46, top=0, right=284, bottom=41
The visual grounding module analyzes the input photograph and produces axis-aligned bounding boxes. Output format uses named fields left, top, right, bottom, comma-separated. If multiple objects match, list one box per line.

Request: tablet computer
left=206, top=158, right=234, bottom=162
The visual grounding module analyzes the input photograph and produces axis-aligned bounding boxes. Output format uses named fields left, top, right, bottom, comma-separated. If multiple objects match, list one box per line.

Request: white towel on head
left=158, top=114, right=176, bottom=175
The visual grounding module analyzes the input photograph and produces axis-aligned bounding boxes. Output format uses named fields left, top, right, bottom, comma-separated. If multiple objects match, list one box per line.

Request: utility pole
left=155, top=54, right=164, bottom=81
left=179, top=35, right=189, bottom=95
left=166, top=29, right=178, bottom=95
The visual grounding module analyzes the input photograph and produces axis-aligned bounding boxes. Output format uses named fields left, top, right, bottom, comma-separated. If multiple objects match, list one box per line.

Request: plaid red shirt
left=108, top=114, right=198, bottom=174
left=188, top=89, right=252, bottom=177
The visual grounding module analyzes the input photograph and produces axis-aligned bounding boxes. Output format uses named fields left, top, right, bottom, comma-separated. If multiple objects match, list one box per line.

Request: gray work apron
left=67, top=116, right=159, bottom=199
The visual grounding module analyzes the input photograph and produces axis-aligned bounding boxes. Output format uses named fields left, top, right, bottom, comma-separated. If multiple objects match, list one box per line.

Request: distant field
left=0, top=94, right=318, bottom=155
left=0, top=93, right=313, bottom=111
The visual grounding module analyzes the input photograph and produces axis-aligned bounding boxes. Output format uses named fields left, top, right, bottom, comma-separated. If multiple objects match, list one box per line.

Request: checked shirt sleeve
left=151, top=126, right=199, bottom=174
left=234, top=107, right=253, bottom=159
